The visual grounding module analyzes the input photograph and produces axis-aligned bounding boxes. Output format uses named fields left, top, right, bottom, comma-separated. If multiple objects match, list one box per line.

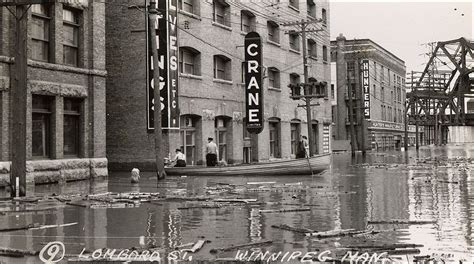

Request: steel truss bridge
left=406, top=37, right=474, bottom=145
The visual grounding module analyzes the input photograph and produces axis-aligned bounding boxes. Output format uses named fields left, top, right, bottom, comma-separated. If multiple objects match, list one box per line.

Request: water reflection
left=0, top=144, right=473, bottom=262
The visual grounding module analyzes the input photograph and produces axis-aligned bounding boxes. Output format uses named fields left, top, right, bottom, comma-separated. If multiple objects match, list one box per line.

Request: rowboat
left=165, top=153, right=331, bottom=176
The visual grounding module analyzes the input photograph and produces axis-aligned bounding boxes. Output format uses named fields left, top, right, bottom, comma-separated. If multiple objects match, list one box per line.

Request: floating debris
left=271, top=224, right=316, bottom=234
left=259, top=208, right=310, bottom=213
left=306, top=228, right=378, bottom=238
left=0, top=247, right=38, bottom=257
left=368, top=220, right=436, bottom=225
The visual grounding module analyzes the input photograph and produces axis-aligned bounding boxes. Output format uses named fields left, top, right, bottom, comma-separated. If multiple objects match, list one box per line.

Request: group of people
left=171, top=135, right=309, bottom=167
left=170, top=137, right=220, bottom=168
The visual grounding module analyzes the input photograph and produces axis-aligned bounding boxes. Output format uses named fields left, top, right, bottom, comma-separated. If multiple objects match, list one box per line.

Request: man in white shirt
left=173, top=148, right=186, bottom=167
left=205, top=137, right=218, bottom=167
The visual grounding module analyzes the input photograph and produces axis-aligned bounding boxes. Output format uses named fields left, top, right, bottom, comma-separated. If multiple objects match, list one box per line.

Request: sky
left=329, top=1, right=473, bottom=73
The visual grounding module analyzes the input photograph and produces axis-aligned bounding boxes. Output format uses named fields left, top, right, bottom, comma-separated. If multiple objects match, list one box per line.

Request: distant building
left=106, top=0, right=333, bottom=169
left=0, top=0, right=108, bottom=186
left=330, top=34, right=421, bottom=151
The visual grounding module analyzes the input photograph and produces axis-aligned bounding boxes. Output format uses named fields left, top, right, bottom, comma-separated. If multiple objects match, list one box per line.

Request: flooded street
left=1, top=144, right=473, bottom=263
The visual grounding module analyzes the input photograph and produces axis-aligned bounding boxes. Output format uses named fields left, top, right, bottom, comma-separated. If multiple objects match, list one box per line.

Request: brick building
left=106, top=0, right=332, bottom=169
left=331, top=34, right=421, bottom=151
left=0, top=0, right=107, bottom=186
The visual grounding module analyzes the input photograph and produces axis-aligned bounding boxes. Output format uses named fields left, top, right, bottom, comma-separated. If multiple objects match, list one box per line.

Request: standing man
left=302, top=136, right=309, bottom=157
left=205, top=137, right=218, bottom=167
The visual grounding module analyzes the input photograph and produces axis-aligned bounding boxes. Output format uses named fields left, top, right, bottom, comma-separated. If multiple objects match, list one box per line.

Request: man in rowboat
left=205, top=137, right=218, bottom=167
left=173, top=149, right=186, bottom=167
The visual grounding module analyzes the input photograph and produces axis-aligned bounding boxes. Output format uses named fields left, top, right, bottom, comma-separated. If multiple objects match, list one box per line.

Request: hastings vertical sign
left=244, top=32, right=263, bottom=134
left=147, top=0, right=179, bottom=131
left=361, top=60, right=370, bottom=118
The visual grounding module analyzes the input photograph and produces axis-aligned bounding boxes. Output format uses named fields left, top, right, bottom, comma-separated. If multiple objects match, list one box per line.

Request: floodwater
left=0, top=144, right=473, bottom=263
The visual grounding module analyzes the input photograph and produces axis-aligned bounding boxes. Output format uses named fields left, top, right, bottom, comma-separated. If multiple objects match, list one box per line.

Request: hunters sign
left=361, top=60, right=370, bottom=119
left=147, top=0, right=179, bottom=131
left=244, top=32, right=263, bottom=134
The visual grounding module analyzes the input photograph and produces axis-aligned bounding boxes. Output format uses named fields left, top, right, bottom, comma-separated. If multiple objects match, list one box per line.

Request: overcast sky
left=329, top=1, right=473, bottom=73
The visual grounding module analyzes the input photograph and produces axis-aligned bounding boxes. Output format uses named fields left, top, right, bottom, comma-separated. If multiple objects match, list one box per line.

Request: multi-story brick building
left=106, top=0, right=332, bottom=169
left=0, top=0, right=108, bottom=186
left=331, top=34, right=421, bottom=151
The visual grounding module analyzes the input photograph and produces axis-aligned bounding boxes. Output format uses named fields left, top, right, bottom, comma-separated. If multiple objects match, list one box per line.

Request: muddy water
left=0, top=144, right=473, bottom=263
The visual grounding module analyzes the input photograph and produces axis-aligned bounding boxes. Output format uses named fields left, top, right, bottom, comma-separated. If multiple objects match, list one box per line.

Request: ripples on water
left=0, top=144, right=473, bottom=263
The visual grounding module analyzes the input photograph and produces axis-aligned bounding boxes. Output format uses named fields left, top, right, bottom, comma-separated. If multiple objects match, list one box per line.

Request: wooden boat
left=165, top=153, right=331, bottom=176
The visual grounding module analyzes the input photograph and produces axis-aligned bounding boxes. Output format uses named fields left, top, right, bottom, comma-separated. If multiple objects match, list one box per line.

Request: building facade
left=331, top=34, right=421, bottom=151
left=0, top=0, right=108, bottom=187
left=106, top=0, right=332, bottom=169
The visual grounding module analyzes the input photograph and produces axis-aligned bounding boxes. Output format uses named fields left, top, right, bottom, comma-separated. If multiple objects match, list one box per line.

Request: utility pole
left=282, top=19, right=323, bottom=157
left=347, top=75, right=357, bottom=156
left=148, top=0, right=166, bottom=181
left=0, top=0, right=46, bottom=197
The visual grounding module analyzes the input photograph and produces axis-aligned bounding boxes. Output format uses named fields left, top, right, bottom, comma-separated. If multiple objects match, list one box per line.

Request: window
left=179, top=47, right=200, bottom=75
left=213, top=0, right=230, bottom=27
left=267, top=21, right=280, bottom=43
left=322, top=8, right=327, bottom=25
left=31, top=4, right=51, bottom=62
left=180, top=115, right=198, bottom=165
left=268, top=67, right=280, bottom=89
left=179, top=0, right=199, bottom=15
left=289, top=31, right=300, bottom=51
left=32, top=95, right=52, bottom=158
left=213, top=55, right=231, bottom=81
left=241, top=10, right=255, bottom=33
left=307, top=0, right=316, bottom=17
left=307, top=39, right=317, bottom=57
left=289, top=0, right=299, bottom=10
left=322, top=45, right=328, bottom=61
left=331, top=84, right=335, bottom=99
left=63, top=98, right=81, bottom=156
left=269, top=119, right=281, bottom=158
left=381, top=87, right=385, bottom=101
left=63, top=8, right=80, bottom=66
left=290, top=122, right=300, bottom=155
left=215, top=117, right=228, bottom=161
left=373, top=61, right=377, bottom=80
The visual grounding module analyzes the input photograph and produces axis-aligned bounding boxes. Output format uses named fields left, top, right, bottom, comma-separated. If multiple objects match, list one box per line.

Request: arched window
left=307, top=39, right=317, bottom=58
left=213, top=55, right=232, bottom=81
left=179, top=46, right=201, bottom=76
left=268, top=67, right=280, bottom=89
left=180, top=114, right=201, bottom=165
left=241, top=10, right=256, bottom=33
left=268, top=117, right=281, bottom=158
left=267, top=20, right=280, bottom=43
left=290, top=119, right=301, bottom=156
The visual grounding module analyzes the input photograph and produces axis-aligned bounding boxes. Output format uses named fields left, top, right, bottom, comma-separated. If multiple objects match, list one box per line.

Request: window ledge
left=288, top=5, right=300, bottom=12
left=266, top=39, right=281, bottom=47
left=211, top=21, right=232, bottom=31
left=289, top=48, right=301, bottom=54
left=178, top=10, right=201, bottom=20
left=268, top=87, right=282, bottom=92
left=307, top=14, right=316, bottom=20
left=180, top=73, right=202, bottom=80
left=308, top=55, right=318, bottom=60
left=213, top=78, right=233, bottom=85
left=323, top=60, right=328, bottom=64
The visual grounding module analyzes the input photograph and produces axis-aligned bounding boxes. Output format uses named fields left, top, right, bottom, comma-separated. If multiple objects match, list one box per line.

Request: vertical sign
left=361, top=60, right=370, bottom=118
left=245, top=32, right=263, bottom=134
left=147, top=0, right=179, bottom=131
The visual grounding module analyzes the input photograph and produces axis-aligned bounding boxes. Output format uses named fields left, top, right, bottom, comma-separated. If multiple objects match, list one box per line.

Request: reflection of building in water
left=167, top=209, right=183, bottom=249
left=407, top=166, right=473, bottom=256
left=249, top=208, right=262, bottom=242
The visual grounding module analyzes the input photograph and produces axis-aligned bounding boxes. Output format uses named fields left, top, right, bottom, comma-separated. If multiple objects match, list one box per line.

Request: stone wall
left=0, top=158, right=107, bottom=187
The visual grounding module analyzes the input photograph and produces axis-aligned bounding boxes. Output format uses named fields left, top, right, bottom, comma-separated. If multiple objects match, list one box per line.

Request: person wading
left=205, top=137, right=218, bottom=167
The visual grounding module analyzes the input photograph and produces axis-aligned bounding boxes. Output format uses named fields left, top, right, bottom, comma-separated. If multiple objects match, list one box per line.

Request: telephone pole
left=282, top=19, right=324, bottom=157
left=0, top=0, right=51, bottom=197
left=148, top=0, right=166, bottom=181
